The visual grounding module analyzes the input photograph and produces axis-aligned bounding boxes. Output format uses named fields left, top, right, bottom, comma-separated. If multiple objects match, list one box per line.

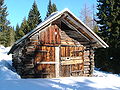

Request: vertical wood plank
left=46, top=28, right=48, bottom=44
left=61, top=47, right=63, bottom=57
left=57, top=28, right=60, bottom=44
left=45, top=30, right=48, bottom=44
left=55, top=28, right=57, bottom=44
left=50, top=27, right=52, bottom=44
left=55, top=47, right=60, bottom=78
left=49, top=26, right=52, bottom=44
left=53, top=25, right=55, bottom=44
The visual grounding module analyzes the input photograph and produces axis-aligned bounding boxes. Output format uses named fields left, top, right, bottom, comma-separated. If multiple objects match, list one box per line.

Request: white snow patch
left=0, top=45, right=21, bottom=80
left=0, top=45, right=12, bottom=65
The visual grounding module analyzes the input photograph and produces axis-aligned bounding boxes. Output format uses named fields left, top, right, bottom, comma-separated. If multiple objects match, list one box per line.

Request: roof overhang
left=61, top=9, right=109, bottom=48
left=8, top=8, right=109, bottom=55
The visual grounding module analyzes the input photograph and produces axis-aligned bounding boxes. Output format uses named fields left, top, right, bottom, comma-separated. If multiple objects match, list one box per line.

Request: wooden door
left=34, top=46, right=56, bottom=78
left=60, top=46, right=84, bottom=77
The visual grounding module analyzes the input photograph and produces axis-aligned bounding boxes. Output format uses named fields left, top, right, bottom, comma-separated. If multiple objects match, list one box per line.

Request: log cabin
left=8, top=8, right=109, bottom=78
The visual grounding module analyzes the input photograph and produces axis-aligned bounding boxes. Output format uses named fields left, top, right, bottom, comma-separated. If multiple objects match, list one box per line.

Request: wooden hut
left=8, top=9, right=108, bottom=78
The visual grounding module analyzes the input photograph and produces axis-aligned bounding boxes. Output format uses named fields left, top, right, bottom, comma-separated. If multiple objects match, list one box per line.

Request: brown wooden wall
left=60, top=46, right=84, bottom=77
left=38, top=25, right=60, bottom=46
left=12, top=24, right=94, bottom=78
left=34, top=46, right=55, bottom=62
left=34, top=46, right=56, bottom=78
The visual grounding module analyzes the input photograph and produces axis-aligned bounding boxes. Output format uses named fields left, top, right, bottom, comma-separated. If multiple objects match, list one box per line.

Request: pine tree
left=93, top=25, right=99, bottom=33
left=15, top=19, right=27, bottom=41
left=16, top=18, right=26, bottom=40
left=15, top=1, right=42, bottom=41
left=97, top=0, right=120, bottom=48
left=46, top=0, right=57, bottom=18
left=28, top=0, right=42, bottom=31
left=21, top=17, right=29, bottom=34
left=7, top=27, right=15, bottom=46
left=0, top=29, right=8, bottom=46
left=52, top=3, right=57, bottom=13
left=95, top=0, right=120, bottom=74
left=0, top=0, right=9, bottom=32
left=0, top=0, right=13, bottom=47
left=17, top=28, right=25, bottom=40
left=15, top=24, right=20, bottom=41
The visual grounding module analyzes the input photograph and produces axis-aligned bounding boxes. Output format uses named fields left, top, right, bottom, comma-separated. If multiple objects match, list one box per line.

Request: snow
left=0, top=46, right=12, bottom=65
left=0, top=45, right=120, bottom=90
left=0, top=45, right=21, bottom=80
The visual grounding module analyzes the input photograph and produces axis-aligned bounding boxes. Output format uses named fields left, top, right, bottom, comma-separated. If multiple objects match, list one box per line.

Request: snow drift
left=0, top=45, right=21, bottom=80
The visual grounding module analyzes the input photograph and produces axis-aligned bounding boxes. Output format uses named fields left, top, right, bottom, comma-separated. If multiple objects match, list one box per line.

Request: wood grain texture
left=12, top=24, right=94, bottom=78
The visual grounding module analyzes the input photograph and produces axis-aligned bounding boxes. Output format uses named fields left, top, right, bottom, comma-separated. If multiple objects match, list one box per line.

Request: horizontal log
left=26, top=48, right=36, bottom=52
left=84, top=66, right=89, bottom=68
left=61, top=56, right=83, bottom=61
left=36, top=45, right=58, bottom=47
left=72, top=50, right=84, bottom=53
left=90, top=60, right=94, bottom=63
left=84, top=61, right=91, bottom=63
left=84, top=70, right=90, bottom=74
left=30, top=40, right=38, bottom=43
left=61, top=45, right=83, bottom=47
left=30, top=38, right=38, bottom=41
left=83, top=56, right=89, bottom=59
left=84, top=59, right=90, bottom=61
left=24, top=66, right=34, bottom=69
left=61, top=59, right=83, bottom=65
left=36, top=62, right=57, bottom=64
left=90, top=56, right=94, bottom=58
left=84, top=67, right=90, bottom=71
left=36, top=50, right=48, bottom=53
left=84, top=62, right=90, bottom=66
left=26, top=46, right=35, bottom=49
left=70, top=57, right=83, bottom=60
left=61, top=41, right=75, bottom=45
left=83, top=74, right=90, bottom=76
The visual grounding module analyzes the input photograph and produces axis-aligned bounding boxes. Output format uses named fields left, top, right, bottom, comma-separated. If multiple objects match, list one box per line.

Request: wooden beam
left=66, top=16, right=93, bottom=40
left=61, top=45, right=83, bottom=47
left=61, top=56, right=83, bottom=61
left=36, top=62, right=57, bottom=64
left=61, top=60, right=83, bottom=65
left=55, top=47, right=60, bottom=78
left=62, top=18, right=91, bottom=41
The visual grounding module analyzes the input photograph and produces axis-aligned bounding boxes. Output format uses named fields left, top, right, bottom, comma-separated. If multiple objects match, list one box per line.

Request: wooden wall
left=60, top=46, right=84, bottom=77
left=34, top=46, right=56, bottom=78
left=38, top=25, right=60, bottom=46
left=12, top=24, right=94, bottom=78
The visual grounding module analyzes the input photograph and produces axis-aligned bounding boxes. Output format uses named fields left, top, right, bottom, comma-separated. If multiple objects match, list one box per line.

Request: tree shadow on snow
left=0, top=78, right=120, bottom=90
left=47, top=78, right=120, bottom=90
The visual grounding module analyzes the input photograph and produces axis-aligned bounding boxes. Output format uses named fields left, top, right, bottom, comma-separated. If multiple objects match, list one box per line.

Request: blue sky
left=5, top=0, right=97, bottom=27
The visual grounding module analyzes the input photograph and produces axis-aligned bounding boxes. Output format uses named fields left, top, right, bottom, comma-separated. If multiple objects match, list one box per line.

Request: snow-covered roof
left=8, top=8, right=108, bottom=54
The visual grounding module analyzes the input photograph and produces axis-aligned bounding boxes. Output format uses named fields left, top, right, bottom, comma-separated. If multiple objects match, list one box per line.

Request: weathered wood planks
left=12, top=24, right=94, bottom=78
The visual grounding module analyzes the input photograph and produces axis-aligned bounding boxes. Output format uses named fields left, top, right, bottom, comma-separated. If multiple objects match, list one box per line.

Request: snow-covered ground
left=0, top=45, right=21, bottom=80
left=0, top=45, right=120, bottom=90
